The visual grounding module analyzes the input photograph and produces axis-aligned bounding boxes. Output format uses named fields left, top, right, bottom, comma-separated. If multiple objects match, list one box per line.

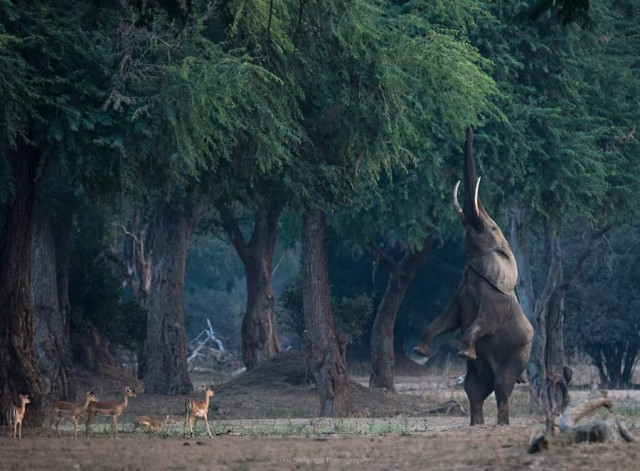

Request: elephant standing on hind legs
left=413, top=127, right=533, bottom=425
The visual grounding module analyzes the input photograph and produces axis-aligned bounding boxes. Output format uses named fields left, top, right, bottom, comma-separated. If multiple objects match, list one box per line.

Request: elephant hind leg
left=464, top=362, right=494, bottom=426
left=458, top=323, right=482, bottom=361
left=494, top=375, right=519, bottom=425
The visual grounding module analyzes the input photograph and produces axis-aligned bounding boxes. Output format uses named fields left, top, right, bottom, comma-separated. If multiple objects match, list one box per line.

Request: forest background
left=1, top=0, right=639, bottom=424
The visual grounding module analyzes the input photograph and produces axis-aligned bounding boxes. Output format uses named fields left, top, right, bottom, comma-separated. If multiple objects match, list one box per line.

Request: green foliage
left=279, top=275, right=373, bottom=345
left=474, top=0, right=640, bottom=230
left=286, top=0, right=499, bottom=211
left=0, top=1, right=117, bottom=195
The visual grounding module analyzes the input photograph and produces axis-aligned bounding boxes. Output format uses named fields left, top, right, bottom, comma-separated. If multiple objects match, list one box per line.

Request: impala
left=133, top=415, right=169, bottom=432
left=49, top=391, right=98, bottom=439
left=85, top=386, right=136, bottom=439
left=184, top=385, right=215, bottom=438
left=8, top=394, right=31, bottom=439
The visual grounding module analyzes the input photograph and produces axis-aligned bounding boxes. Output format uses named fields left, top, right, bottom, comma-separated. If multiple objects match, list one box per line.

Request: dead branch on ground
left=528, top=391, right=635, bottom=453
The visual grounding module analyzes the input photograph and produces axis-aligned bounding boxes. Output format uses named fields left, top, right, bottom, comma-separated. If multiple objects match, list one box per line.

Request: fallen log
left=528, top=391, right=635, bottom=453
left=425, top=400, right=466, bottom=416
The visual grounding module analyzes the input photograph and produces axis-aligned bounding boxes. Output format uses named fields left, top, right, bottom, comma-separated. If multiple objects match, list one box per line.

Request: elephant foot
left=412, top=345, right=431, bottom=358
left=457, top=348, right=477, bottom=361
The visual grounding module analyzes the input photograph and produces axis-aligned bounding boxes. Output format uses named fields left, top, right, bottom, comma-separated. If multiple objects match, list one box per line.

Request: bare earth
left=2, top=353, right=639, bottom=470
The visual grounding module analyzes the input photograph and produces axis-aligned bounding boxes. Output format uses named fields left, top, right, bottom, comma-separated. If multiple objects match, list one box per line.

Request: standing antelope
left=85, top=386, right=136, bottom=439
left=8, top=395, right=31, bottom=439
left=49, top=391, right=98, bottom=439
left=184, top=385, right=215, bottom=438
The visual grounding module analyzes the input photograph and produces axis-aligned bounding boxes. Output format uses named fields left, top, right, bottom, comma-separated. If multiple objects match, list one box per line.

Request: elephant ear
left=468, top=245, right=518, bottom=294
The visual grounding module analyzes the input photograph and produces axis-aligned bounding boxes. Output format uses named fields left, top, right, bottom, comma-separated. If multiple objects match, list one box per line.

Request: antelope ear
left=469, top=246, right=518, bottom=294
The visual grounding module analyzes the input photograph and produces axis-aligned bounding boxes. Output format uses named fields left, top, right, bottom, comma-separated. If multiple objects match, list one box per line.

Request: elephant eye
left=491, top=226, right=497, bottom=231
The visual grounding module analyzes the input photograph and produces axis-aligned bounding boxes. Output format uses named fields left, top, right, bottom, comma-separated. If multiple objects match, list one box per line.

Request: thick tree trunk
left=144, top=199, right=198, bottom=394
left=369, top=239, right=433, bottom=391
left=54, top=206, right=74, bottom=363
left=222, top=208, right=281, bottom=370
left=301, top=210, right=351, bottom=417
left=0, top=139, right=44, bottom=426
left=31, top=201, right=75, bottom=401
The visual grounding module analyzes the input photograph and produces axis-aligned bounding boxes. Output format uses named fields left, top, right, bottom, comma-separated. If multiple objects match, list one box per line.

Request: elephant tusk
left=452, top=180, right=464, bottom=218
left=473, top=177, right=481, bottom=218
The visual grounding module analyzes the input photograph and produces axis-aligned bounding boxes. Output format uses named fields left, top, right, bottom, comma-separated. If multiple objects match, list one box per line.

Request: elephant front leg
left=413, top=300, right=461, bottom=358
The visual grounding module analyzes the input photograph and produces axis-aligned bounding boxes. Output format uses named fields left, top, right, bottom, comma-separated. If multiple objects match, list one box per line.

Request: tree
left=566, top=223, right=640, bottom=388
left=322, top=0, right=499, bottom=391
left=144, top=197, right=202, bottom=393
left=204, top=0, right=305, bottom=370
left=301, top=210, right=352, bottom=415
left=475, top=0, right=640, bottom=411
left=0, top=1, right=118, bottom=424
left=280, top=0, right=498, bottom=410
left=101, top=0, right=301, bottom=390
left=31, top=186, right=76, bottom=402
left=220, top=205, right=282, bottom=370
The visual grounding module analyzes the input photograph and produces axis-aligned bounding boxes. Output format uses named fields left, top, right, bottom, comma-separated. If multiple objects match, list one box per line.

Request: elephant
left=413, top=127, right=533, bottom=425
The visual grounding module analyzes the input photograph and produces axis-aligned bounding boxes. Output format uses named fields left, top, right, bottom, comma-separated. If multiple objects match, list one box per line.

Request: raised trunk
left=463, top=127, right=479, bottom=217
left=369, top=240, right=433, bottom=391
left=223, top=209, right=281, bottom=370
left=31, top=201, right=75, bottom=401
left=0, top=139, right=44, bottom=426
left=144, top=199, right=198, bottom=394
left=301, top=210, right=351, bottom=417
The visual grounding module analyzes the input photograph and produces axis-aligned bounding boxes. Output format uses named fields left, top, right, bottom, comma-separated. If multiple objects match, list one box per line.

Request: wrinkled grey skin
left=413, top=128, right=533, bottom=425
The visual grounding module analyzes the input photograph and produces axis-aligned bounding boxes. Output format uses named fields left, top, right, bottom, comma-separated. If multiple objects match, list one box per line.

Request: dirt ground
left=2, top=352, right=640, bottom=470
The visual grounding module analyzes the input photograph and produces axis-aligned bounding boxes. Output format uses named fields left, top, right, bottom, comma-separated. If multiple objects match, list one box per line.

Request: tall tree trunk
left=527, top=233, right=563, bottom=412
left=525, top=225, right=608, bottom=413
left=222, top=208, right=281, bottom=370
left=508, top=205, right=549, bottom=408
left=122, top=209, right=151, bottom=379
left=144, top=199, right=198, bottom=394
left=54, top=205, right=74, bottom=369
left=31, top=201, right=75, bottom=402
left=301, top=209, right=351, bottom=417
left=368, top=238, right=433, bottom=391
left=508, top=203, right=535, bottom=317
left=538, top=236, right=571, bottom=412
left=0, top=139, right=44, bottom=426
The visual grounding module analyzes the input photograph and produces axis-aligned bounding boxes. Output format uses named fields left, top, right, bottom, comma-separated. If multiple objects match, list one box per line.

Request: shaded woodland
left=1, top=0, right=639, bottom=425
